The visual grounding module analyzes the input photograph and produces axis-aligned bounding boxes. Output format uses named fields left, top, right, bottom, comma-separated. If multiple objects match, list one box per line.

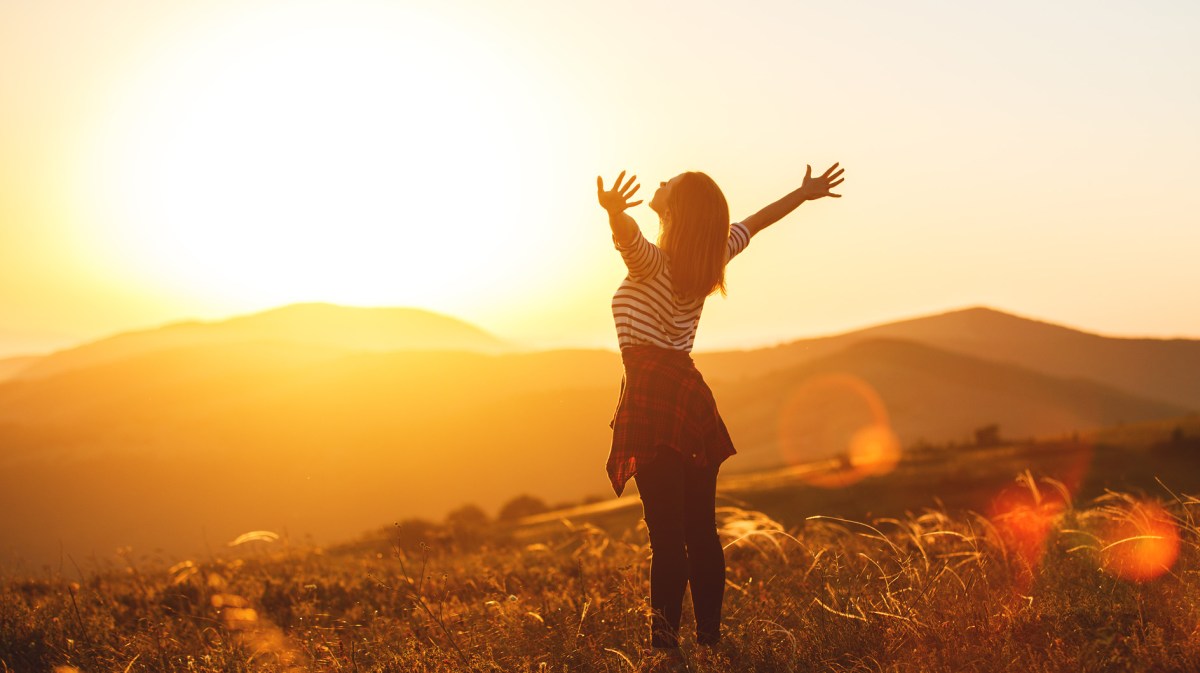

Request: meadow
left=5, top=421, right=1200, bottom=672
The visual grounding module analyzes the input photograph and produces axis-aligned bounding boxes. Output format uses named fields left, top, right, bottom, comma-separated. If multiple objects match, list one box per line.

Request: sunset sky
left=2, top=0, right=1198, bottom=357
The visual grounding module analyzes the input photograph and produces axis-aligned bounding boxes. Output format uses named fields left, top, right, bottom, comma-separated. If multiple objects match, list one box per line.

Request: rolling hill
left=697, top=306, right=1200, bottom=409
left=7, top=303, right=510, bottom=382
left=713, top=337, right=1189, bottom=472
left=0, top=355, right=39, bottom=382
left=1, top=303, right=1193, bottom=568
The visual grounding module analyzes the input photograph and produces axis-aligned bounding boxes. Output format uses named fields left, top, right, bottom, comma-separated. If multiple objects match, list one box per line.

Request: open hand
left=596, top=171, right=643, bottom=214
left=799, top=163, right=845, bottom=200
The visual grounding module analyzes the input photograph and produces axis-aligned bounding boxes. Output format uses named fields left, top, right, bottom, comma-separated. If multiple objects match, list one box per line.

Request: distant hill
left=715, top=338, right=1188, bottom=472
left=0, top=342, right=622, bottom=567
left=0, top=355, right=41, bottom=382
left=697, top=307, right=1200, bottom=410
left=0, top=324, right=1188, bottom=567
left=12, top=303, right=510, bottom=381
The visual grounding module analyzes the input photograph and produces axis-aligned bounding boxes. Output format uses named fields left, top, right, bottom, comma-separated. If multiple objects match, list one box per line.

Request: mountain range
left=4, top=303, right=509, bottom=382
left=0, top=303, right=1196, bottom=568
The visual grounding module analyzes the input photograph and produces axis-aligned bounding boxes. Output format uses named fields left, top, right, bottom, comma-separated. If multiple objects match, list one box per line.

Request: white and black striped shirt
left=612, top=221, right=751, bottom=352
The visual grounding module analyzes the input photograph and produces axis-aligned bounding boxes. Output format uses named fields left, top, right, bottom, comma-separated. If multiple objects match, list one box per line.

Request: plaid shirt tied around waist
left=605, top=345, right=736, bottom=496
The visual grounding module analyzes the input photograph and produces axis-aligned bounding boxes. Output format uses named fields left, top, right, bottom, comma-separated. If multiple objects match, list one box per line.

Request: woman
left=597, top=163, right=845, bottom=664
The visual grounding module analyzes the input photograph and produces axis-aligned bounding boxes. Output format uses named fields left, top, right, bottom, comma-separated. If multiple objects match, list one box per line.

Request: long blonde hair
left=657, top=171, right=730, bottom=300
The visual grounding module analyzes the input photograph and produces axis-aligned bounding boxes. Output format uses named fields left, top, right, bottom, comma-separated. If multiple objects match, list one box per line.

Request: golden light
left=1100, top=499, right=1180, bottom=583
left=71, top=2, right=556, bottom=312
left=777, top=373, right=901, bottom=488
left=847, top=423, right=902, bottom=476
left=988, top=475, right=1068, bottom=585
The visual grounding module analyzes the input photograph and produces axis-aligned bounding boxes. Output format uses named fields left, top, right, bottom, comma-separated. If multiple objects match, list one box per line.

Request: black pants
left=633, top=446, right=725, bottom=648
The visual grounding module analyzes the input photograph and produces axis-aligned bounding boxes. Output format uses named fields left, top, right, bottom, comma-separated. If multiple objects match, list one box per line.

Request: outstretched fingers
left=620, top=173, right=638, bottom=194
left=623, top=180, right=642, bottom=206
left=819, top=162, right=845, bottom=197
left=598, top=169, right=643, bottom=212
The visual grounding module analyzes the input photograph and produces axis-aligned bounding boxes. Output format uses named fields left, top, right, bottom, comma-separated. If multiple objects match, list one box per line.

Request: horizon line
left=4, top=301, right=1200, bottom=362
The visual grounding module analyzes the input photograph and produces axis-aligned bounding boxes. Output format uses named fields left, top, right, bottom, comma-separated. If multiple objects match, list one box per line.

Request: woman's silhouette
left=597, top=163, right=845, bottom=665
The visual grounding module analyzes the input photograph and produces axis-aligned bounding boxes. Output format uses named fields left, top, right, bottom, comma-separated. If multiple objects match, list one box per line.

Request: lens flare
left=988, top=475, right=1068, bottom=583
left=1100, top=499, right=1180, bottom=582
left=848, top=423, right=902, bottom=475
left=777, top=373, right=901, bottom=488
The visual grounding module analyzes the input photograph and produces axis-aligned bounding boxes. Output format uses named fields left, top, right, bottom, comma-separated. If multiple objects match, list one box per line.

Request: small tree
left=445, top=503, right=490, bottom=528
left=974, top=423, right=1002, bottom=448
left=498, top=494, right=549, bottom=521
left=444, top=503, right=491, bottom=549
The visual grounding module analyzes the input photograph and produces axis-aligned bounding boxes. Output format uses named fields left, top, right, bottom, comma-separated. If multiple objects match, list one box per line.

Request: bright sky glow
left=1, top=0, right=1198, bottom=355
left=75, top=3, right=566, bottom=311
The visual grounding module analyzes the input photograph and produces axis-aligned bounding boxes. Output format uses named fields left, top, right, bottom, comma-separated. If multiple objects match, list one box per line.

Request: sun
left=73, top=2, right=553, bottom=313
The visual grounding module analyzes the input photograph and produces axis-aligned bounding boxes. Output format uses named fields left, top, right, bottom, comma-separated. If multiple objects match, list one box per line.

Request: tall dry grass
left=4, top=474, right=1200, bottom=672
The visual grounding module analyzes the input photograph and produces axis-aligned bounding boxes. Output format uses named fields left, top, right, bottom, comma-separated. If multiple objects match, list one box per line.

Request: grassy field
left=4, top=418, right=1200, bottom=672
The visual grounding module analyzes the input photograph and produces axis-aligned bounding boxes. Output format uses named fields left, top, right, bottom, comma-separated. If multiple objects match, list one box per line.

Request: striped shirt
left=611, top=221, right=751, bottom=352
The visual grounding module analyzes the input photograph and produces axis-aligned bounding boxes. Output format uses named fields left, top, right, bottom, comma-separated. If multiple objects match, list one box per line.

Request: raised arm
left=596, top=170, right=642, bottom=245
left=741, top=163, right=845, bottom=237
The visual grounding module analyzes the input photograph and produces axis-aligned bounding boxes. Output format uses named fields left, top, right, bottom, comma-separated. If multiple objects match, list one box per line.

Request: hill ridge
left=697, top=306, right=1200, bottom=410
left=0, top=321, right=1193, bottom=567
left=11, top=303, right=509, bottom=381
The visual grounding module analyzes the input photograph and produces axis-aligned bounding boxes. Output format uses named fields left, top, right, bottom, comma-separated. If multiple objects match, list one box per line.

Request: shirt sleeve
left=726, top=221, right=751, bottom=262
left=613, top=227, right=666, bottom=281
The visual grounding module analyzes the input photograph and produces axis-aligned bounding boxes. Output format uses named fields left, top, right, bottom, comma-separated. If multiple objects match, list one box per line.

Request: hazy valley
left=1, top=303, right=1197, bottom=568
